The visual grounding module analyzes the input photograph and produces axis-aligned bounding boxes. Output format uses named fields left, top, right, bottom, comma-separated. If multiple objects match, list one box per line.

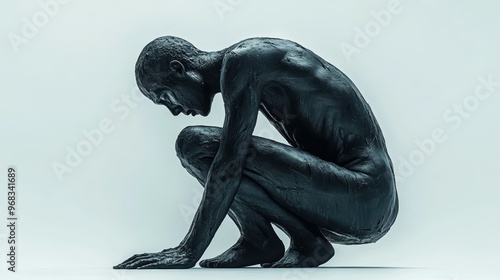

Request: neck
left=196, top=49, right=226, bottom=94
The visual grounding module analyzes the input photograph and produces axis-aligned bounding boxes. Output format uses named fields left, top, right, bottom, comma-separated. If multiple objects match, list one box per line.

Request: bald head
left=135, top=36, right=201, bottom=97
left=134, top=36, right=217, bottom=117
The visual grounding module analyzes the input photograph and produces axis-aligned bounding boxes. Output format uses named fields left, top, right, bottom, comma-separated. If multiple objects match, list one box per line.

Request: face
left=138, top=62, right=212, bottom=117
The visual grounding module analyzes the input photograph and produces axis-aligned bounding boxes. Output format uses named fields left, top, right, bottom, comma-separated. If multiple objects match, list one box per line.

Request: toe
left=271, top=261, right=292, bottom=268
left=199, top=260, right=208, bottom=268
left=260, top=262, right=275, bottom=268
left=199, top=259, right=216, bottom=268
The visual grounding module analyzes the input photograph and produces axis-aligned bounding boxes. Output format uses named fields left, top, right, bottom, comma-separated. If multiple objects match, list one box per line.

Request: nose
left=172, top=106, right=183, bottom=116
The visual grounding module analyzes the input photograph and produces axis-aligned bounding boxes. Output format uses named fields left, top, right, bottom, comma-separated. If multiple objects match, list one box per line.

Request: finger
left=126, top=257, right=159, bottom=269
left=122, top=253, right=148, bottom=264
left=118, top=254, right=154, bottom=268
left=137, top=260, right=178, bottom=269
left=137, top=254, right=179, bottom=270
left=137, top=262, right=162, bottom=269
left=115, top=256, right=152, bottom=269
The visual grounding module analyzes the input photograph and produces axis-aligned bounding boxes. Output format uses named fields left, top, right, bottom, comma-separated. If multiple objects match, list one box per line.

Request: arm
left=114, top=52, right=261, bottom=269
left=180, top=52, right=261, bottom=257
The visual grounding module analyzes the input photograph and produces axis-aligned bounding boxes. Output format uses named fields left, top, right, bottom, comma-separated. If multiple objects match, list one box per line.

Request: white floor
left=1, top=267, right=499, bottom=280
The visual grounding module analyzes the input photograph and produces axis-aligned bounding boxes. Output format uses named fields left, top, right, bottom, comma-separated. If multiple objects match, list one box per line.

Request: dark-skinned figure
left=114, top=36, right=398, bottom=269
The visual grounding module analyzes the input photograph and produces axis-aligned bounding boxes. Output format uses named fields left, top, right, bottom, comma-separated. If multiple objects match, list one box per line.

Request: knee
left=175, top=126, right=200, bottom=160
left=175, top=126, right=220, bottom=161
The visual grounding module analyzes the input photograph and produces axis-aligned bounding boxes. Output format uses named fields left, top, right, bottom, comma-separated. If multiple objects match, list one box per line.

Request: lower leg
left=199, top=198, right=284, bottom=268
left=179, top=148, right=284, bottom=267
left=230, top=177, right=335, bottom=268
left=176, top=126, right=337, bottom=267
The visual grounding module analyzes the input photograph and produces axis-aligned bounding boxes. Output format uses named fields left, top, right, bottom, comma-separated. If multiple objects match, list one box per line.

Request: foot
left=261, top=237, right=334, bottom=268
left=199, top=236, right=284, bottom=268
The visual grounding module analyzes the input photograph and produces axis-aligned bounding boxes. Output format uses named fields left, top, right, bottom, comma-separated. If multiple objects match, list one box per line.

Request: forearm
left=179, top=156, right=244, bottom=258
left=179, top=61, right=260, bottom=258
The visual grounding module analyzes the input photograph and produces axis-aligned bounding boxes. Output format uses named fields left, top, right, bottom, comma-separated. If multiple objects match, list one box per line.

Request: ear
left=169, top=60, right=185, bottom=76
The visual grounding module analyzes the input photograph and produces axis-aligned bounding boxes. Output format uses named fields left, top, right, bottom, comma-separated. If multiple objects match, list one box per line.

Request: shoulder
left=220, top=39, right=270, bottom=89
left=221, top=38, right=266, bottom=68
left=221, top=38, right=308, bottom=82
left=222, top=37, right=298, bottom=66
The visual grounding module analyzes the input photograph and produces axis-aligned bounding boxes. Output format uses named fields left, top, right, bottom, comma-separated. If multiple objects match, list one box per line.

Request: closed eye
left=159, top=88, right=178, bottom=106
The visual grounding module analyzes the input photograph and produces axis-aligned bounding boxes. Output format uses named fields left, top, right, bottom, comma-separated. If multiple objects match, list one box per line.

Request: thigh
left=177, top=125, right=395, bottom=237
left=245, top=136, right=396, bottom=238
left=244, top=135, right=366, bottom=233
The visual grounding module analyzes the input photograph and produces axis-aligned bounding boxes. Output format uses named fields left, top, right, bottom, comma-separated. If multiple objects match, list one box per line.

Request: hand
left=113, top=246, right=197, bottom=269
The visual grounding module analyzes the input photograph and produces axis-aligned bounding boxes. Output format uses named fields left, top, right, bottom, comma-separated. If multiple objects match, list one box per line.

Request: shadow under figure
left=114, top=36, right=399, bottom=269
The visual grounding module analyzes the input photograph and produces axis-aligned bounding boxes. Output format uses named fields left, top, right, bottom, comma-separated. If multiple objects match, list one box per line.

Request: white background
left=1, top=0, right=499, bottom=279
